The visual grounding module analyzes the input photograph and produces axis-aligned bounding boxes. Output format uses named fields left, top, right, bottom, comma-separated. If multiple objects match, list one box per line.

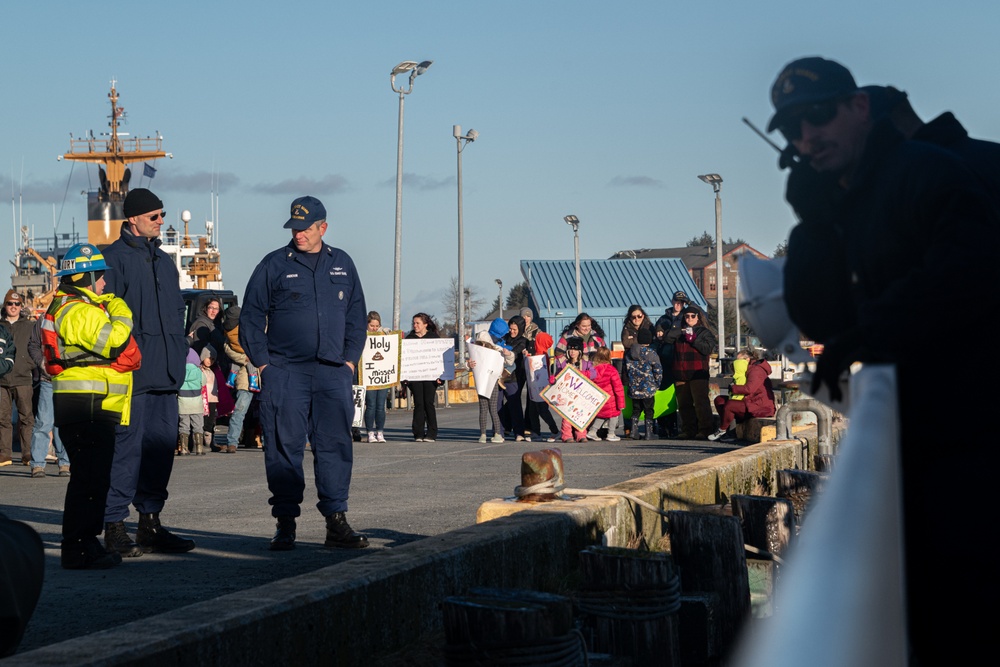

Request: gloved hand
left=785, top=163, right=844, bottom=226
left=810, top=327, right=865, bottom=402
left=102, top=295, right=133, bottom=320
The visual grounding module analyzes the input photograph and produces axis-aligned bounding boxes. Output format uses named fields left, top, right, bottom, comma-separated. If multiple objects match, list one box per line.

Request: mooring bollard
left=516, top=448, right=565, bottom=502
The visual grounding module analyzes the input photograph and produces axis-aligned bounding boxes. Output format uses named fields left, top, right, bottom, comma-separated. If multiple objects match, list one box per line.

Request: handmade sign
left=468, top=343, right=504, bottom=399
left=352, top=385, right=366, bottom=428
left=361, top=331, right=401, bottom=389
left=524, top=354, right=550, bottom=401
left=400, top=337, right=456, bottom=381
left=541, top=365, right=610, bottom=431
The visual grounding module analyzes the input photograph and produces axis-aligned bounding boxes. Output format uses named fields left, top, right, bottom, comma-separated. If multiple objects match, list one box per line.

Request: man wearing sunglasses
left=99, top=188, right=195, bottom=557
left=1, top=290, right=34, bottom=467
left=768, top=57, right=1000, bottom=665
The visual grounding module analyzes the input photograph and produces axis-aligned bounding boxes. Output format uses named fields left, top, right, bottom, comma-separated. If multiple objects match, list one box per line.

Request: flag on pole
left=143, top=163, right=156, bottom=179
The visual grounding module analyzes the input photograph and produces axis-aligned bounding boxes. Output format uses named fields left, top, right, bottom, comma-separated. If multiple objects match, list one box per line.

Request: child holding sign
left=551, top=337, right=595, bottom=443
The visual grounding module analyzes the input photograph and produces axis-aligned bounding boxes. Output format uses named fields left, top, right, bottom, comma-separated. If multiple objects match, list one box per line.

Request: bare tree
left=440, top=277, right=486, bottom=334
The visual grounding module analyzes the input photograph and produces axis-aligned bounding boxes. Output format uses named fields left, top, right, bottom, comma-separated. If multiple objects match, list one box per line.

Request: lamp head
left=466, top=129, right=478, bottom=141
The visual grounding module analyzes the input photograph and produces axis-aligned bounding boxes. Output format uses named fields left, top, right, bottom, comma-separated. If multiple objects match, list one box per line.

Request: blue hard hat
left=56, top=243, right=109, bottom=277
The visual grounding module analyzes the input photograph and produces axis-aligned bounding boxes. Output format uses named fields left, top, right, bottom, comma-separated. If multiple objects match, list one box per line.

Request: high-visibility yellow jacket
left=43, top=286, right=141, bottom=426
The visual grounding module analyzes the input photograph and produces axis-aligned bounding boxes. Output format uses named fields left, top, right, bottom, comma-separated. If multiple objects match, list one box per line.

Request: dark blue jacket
left=240, top=241, right=366, bottom=373
left=102, top=223, right=187, bottom=394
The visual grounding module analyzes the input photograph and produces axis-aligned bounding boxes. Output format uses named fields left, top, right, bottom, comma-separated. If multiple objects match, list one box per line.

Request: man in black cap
left=768, top=56, right=1000, bottom=664
left=100, top=187, right=195, bottom=557
left=240, top=196, right=369, bottom=551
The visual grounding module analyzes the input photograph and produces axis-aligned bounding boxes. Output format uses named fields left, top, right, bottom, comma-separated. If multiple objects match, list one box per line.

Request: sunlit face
left=4, top=297, right=22, bottom=319
left=509, top=323, right=520, bottom=337
left=672, top=299, right=685, bottom=314
left=522, top=313, right=532, bottom=327
left=412, top=317, right=428, bottom=336
left=577, top=318, right=592, bottom=335
left=568, top=348, right=581, bottom=362
left=684, top=312, right=700, bottom=326
left=129, top=209, right=165, bottom=239
left=630, top=311, right=645, bottom=325
left=367, top=319, right=381, bottom=332
left=291, top=221, right=327, bottom=253
left=205, top=300, right=221, bottom=319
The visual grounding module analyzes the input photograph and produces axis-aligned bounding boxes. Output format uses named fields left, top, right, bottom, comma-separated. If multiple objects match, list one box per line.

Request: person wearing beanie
left=199, top=344, right=233, bottom=455
left=177, top=348, right=205, bottom=455
left=1, top=289, right=34, bottom=467
left=524, top=329, right=559, bottom=442
left=519, top=307, right=539, bottom=341
left=100, top=187, right=195, bottom=556
left=625, top=326, right=663, bottom=440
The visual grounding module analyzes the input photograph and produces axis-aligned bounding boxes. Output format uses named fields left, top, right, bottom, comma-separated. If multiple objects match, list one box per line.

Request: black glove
left=785, top=163, right=844, bottom=226
left=810, top=327, right=865, bottom=402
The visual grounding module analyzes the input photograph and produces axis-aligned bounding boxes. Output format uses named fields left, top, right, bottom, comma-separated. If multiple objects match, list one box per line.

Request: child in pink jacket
left=588, top=347, right=624, bottom=441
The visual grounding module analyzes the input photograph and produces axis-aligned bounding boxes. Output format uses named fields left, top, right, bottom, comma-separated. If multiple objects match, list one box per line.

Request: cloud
left=378, top=172, right=454, bottom=191
left=252, top=175, right=351, bottom=195
left=608, top=175, right=665, bottom=189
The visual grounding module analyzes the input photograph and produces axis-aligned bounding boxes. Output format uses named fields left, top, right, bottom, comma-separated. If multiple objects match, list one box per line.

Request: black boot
left=136, top=513, right=196, bottom=553
left=631, top=417, right=642, bottom=440
left=644, top=420, right=656, bottom=441
left=324, top=512, right=369, bottom=549
left=269, top=517, right=296, bottom=551
left=63, top=537, right=122, bottom=570
left=104, top=520, right=143, bottom=557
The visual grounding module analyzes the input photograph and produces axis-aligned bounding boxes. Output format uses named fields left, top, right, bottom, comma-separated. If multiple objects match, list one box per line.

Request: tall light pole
left=564, top=215, right=582, bottom=313
left=389, top=59, right=433, bottom=332
left=454, top=125, right=478, bottom=363
left=697, top=173, right=725, bottom=361
left=495, top=278, right=503, bottom=318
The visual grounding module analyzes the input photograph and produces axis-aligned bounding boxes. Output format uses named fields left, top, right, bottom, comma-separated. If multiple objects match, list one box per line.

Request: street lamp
left=495, top=278, right=503, bottom=319
left=564, top=215, right=582, bottom=313
left=454, top=125, right=478, bottom=364
left=697, top=173, right=725, bottom=361
left=389, top=59, right=433, bottom=332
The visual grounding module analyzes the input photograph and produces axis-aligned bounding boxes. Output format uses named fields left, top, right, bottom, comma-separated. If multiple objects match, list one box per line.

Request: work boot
left=631, top=417, right=642, bottom=440
left=269, top=517, right=296, bottom=551
left=63, top=538, right=122, bottom=570
left=136, top=513, right=196, bottom=553
left=104, top=521, right=143, bottom=558
left=176, top=434, right=188, bottom=456
left=324, top=512, right=369, bottom=549
left=644, top=420, right=656, bottom=441
left=192, top=432, right=205, bottom=456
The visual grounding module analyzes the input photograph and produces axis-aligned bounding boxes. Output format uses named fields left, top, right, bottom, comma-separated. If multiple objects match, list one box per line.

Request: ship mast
left=59, top=80, right=168, bottom=246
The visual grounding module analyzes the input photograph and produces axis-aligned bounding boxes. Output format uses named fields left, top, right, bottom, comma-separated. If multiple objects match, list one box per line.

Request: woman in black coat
left=403, top=313, right=443, bottom=442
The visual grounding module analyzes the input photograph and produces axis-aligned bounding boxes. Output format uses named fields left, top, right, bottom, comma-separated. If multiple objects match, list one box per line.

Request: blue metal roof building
left=520, top=259, right=707, bottom=343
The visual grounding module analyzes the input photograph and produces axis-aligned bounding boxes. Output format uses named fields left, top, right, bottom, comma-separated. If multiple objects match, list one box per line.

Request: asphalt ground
left=0, top=403, right=742, bottom=654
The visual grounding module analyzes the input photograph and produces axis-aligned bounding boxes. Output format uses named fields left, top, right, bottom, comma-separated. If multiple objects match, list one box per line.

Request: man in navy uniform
left=240, top=196, right=369, bottom=551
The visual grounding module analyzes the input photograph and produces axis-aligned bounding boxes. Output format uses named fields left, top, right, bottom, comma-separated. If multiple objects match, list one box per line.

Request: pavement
left=0, top=403, right=743, bottom=655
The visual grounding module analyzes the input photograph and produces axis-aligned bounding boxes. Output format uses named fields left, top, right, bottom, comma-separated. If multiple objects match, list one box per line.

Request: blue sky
left=3, top=1, right=998, bottom=327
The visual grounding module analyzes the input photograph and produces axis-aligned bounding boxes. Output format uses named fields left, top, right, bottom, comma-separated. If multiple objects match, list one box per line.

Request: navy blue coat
left=240, top=241, right=366, bottom=373
left=102, top=223, right=188, bottom=394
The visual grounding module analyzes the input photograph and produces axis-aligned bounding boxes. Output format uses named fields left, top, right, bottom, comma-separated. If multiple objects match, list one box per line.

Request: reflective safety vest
left=42, top=287, right=141, bottom=426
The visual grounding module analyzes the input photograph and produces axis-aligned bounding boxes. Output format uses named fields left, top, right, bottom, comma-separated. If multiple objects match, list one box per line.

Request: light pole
left=495, top=278, right=503, bottom=319
left=389, top=59, right=433, bottom=332
left=697, top=173, right=725, bottom=361
left=564, top=215, right=582, bottom=313
left=454, top=125, right=478, bottom=364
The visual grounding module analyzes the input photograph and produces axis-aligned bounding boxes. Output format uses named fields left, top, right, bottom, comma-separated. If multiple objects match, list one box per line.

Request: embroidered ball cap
left=671, top=290, right=689, bottom=303
left=284, top=196, right=327, bottom=230
left=123, top=188, right=164, bottom=218
left=4, top=289, right=22, bottom=305
left=767, top=56, right=858, bottom=132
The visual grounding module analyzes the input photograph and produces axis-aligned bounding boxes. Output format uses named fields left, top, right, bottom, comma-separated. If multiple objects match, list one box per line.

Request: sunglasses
left=631, top=314, right=644, bottom=320
left=778, top=98, right=846, bottom=142
left=147, top=211, right=166, bottom=222
left=684, top=314, right=699, bottom=320
left=5, top=301, right=21, bottom=307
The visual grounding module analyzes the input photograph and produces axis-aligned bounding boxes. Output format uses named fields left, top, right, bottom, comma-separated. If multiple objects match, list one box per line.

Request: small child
left=588, top=347, right=624, bottom=441
left=468, top=323, right=516, bottom=443
left=177, top=348, right=205, bottom=455
left=222, top=305, right=258, bottom=452
left=551, top=337, right=595, bottom=443
left=625, top=327, right=664, bottom=440
left=200, top=345, right=223, bottom=454
left=525, top=331, right=560, bottom=442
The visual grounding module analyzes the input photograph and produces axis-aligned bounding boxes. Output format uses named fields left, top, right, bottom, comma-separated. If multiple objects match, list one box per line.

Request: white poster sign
left=524, top=355, right=550, bottom=402
left=361, top=332, right=401, bottom=389
left=352, top=385, right=366, bottom=428
left=541, top=365, right=610, bottom=431
left=400, top=338, right=456, bottom=381
left=468, top=343, right=504, bottom=399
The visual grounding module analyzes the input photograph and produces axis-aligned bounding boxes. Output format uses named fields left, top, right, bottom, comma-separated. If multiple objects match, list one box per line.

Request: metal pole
left=714, top=188, right=724, bottom=361
left=455, top=126, right=465, bottom=366
left=392, top=89, right=405, bottom=332
left=735, top=271, right=741, bottom=355
left=496, top=280, right=503, bottom=318
left=573, top=226, right=582, bottom=313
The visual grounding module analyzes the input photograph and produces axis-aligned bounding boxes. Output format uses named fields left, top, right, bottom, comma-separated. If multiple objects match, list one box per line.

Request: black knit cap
left=123, top=188, right=164, bottom=218
left=222, top=305, right=241, bottom=332
left=566, top=337, right=584, bottom=351
left=637, top=328, right=653, bottom=345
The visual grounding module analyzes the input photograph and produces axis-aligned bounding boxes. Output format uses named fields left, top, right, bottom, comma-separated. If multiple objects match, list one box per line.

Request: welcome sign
left=541, top=365, right=610, bottom=431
